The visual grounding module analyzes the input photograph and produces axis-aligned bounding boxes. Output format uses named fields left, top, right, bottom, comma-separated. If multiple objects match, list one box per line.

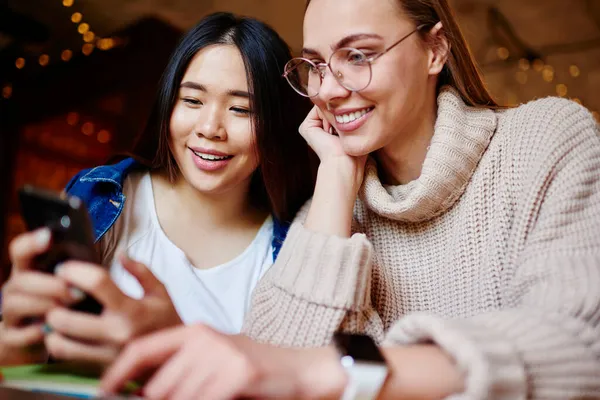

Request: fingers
left=55, top=261, right=125, bottom=310
left=1, top=322, right=45, bottom=348
left=1, top=292, right=56, bottom=327
left=315, top=105, right=334, bottom=132
left=119, top=254, right=166, bottom=297
left=100, top=325, right=193, bottom=394
left=177, top=343, right=255, bottom=400
left=8, top=228, right=51, bottom=273
left=300, top=106, right=325, bottom=133
left=5, top=271, right=78, bottom=305
left=45, top=308, right=134, bottom=346
left=45, top=332, right=119, bottom=365
left=144, top=330, right=255, bottom=400
left=1, top=269, right=79, bottom=328
left=143, top=348, right=196, bottom=400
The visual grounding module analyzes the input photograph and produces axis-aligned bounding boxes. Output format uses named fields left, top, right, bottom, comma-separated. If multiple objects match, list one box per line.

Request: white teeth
left=335, top=108, right=371, bottom=124
left=192, top=150, right=229, bottom=161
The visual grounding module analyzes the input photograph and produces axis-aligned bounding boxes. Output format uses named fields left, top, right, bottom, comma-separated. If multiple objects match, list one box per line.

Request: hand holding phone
left=17, top=185, right=103, bottom=315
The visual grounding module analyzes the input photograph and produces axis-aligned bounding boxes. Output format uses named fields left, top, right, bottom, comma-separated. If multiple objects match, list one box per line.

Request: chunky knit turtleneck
left=244, top=89, right=600, bottom=399
left=361, top=88, right=497, bottom=222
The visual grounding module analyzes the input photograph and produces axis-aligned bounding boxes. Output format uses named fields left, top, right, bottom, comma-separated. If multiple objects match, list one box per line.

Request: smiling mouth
left=191, top=149, right=233, bottom=161
left=334, top=107, right=374, bottom=124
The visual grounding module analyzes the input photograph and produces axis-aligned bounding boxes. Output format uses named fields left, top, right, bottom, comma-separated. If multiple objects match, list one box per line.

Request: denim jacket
left=65, top=158, right=288, bottom=260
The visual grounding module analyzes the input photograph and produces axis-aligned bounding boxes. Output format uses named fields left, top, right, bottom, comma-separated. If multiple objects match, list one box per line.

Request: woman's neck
left=376, top=84, right=438, bottom=186
left=153, top=171, right=266, bottom=229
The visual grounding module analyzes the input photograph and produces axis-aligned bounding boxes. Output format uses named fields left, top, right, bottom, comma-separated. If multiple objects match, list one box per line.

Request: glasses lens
left=284, top=59, right=321, bottom=97
left=330, top=48, right=371, bottom=92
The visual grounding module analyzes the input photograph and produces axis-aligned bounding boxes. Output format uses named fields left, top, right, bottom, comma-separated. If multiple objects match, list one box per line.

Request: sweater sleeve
left=385, top=101, right=600, bottom=399
left=242, top=200, right=385, bottom=346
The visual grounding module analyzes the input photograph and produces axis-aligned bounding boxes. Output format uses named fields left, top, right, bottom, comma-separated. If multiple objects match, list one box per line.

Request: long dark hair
left=134, top=12, right=316, bottom=222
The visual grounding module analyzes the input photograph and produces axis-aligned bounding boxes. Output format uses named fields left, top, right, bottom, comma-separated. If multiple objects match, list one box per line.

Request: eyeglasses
left=283, top=25, right=426, bottom=98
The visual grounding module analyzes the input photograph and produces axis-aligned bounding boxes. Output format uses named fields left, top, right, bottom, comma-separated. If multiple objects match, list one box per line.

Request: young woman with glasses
left=102, top=0, right=600, bottom=398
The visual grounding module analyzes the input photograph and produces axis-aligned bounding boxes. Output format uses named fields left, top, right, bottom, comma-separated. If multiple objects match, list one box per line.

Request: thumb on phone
left=9, top=228, right=52, bottom=273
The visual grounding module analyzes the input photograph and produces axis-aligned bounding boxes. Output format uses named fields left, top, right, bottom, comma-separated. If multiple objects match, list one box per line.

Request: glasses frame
left=283, top=24, right=427, bottom=98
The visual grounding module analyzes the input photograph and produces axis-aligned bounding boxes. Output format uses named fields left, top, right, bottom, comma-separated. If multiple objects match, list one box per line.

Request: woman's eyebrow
left=179, top=82, right=249, bottom=99
left=180, top=81, right=205, bottom=91
left=302, top=33, right=384, bottom=56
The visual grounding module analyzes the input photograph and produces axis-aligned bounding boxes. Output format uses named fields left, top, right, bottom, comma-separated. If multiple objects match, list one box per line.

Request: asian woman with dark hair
left=1, top=12, right=314, bottom=366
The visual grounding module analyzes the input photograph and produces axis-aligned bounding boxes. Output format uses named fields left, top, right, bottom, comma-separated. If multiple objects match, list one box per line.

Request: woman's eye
left=231, top=107, right=251, bottom=115
left=347, top=52, right=368, bottom=64
left=308, top=65, right=320, bottom=74
left=182, top=98, right=201, bottom=106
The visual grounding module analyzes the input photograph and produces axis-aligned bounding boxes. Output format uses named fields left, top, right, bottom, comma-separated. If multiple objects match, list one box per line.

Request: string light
left=81, top=122, right=94, bottom=136
left=542, top=65, right=554, bottom=82
left=83, top=31, right=95, bottom=43
left=71, top=12, right=82, bottom=23
left=556, top=83, right=568, bottom=97
left=571, top=98, right=582, bottom=105
left=61, top=49, right=73, bottom=61
left=77, top=23, right=90, bottom=34
left=569, top=65, right=580, bottom=78
left=97, top=38, right=115, bottom=50
left=11, top=1, right=123, bottom=71
left=518, top=58, right=530, bottom=71
left=5, top=0, right=122, bottom=107
left=66, top=112, right=79, bottom=126
left=39, top=54, right=50, bottom=67
left=496, top=47, right=510, bottom=60
left=532, top=59, right=544, bottom=72
left=2, top=84, right=12, bottom=99
left=82, top=43, right=94, bottom=55
left=97, top=129, right=111, bottom=144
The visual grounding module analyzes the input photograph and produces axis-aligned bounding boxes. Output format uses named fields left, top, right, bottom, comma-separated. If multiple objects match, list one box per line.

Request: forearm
left=304, top=159, right=361, bottom=237
left=308, top=344, right=463, bottom=400
left=378, top=344, right=464, bottom=400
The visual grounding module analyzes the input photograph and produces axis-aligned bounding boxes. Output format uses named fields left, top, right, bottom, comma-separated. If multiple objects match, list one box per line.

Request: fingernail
left=36, top=228, right=51, bottom=246
left=69, top=287, right=85, bottom=301
left=54, top=263, right=65, bottom=276
left=42, top=324, right=53, bottom=334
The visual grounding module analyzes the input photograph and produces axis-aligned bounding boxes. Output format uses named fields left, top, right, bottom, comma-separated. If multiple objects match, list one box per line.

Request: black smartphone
left=18, top=184, right=104, bottom=315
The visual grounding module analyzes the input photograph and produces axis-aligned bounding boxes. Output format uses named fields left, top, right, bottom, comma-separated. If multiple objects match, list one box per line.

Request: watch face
left=334, top=333, right=386, bottom=363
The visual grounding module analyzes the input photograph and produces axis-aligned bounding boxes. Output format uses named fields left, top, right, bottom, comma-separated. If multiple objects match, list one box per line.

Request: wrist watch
left=332, top=333, right=389, bottom=400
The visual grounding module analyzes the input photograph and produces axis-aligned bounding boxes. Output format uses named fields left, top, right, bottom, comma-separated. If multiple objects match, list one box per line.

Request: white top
left=99, top=171, right=274, bottom=334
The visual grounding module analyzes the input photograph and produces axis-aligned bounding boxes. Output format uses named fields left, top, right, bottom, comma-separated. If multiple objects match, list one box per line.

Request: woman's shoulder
left=65, top=158, right=147, bottom=198
left=497, top=96, right=597, bottom=137
left=494, top=97, right=598, bottom=157
left=489, top=97, right=600, bottom=197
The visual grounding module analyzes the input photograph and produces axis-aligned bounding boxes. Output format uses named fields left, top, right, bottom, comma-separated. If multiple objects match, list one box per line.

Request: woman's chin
left=340, top=137, right=377, bottom=158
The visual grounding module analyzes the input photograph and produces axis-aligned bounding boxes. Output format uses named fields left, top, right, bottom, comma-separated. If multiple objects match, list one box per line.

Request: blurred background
left=1, top=0, right=599, bottom=282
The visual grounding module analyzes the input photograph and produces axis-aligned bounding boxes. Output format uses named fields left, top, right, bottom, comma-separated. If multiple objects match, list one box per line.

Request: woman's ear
left=427, top=21, right=450, bottom=76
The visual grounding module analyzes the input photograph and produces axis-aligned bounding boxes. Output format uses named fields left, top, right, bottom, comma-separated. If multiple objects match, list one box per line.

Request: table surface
left=0, top=386, right=138, bottom=399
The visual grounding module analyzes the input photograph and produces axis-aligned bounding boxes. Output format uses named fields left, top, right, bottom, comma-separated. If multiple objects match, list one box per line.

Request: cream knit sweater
left=243, top=88, right=600, bottom=399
